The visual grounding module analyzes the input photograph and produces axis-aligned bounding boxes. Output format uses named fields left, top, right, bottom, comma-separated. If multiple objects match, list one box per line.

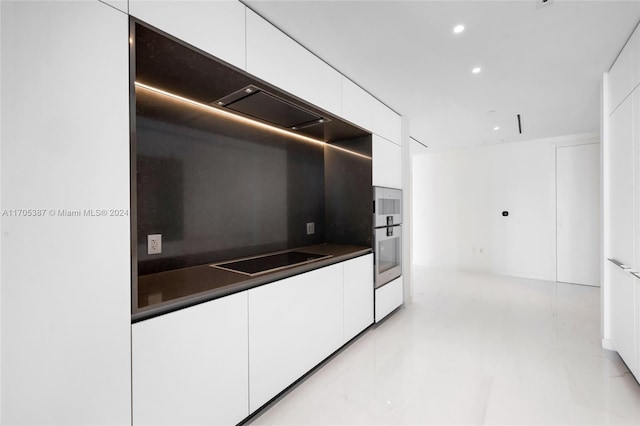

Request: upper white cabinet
left=246, top=9, right=342, bottom=117
left=100, top=0, right=128, bottom=13
left=372, top=100, right=402, bottom=145
left=132, top=292, right=249, bottom=426
left=129, top=0, right=246, bottom=70
left=341, top=77, right=374, bottom=131
left=1, top=1, right=131, bottom=424
left=343, top=254, right=374, bottom=342
left=248, top=263, right=343, bottom=412
left=373, top=134, right=402, bottom=188
left=609, top=25, right=640, bottom=114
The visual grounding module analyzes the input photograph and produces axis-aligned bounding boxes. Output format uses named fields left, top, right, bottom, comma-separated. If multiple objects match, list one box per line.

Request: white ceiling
left=243, top=0, right=640, bottom=151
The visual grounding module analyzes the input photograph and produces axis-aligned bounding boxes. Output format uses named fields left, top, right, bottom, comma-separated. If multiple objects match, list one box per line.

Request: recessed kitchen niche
left=131, top=20, right=372, bottom=316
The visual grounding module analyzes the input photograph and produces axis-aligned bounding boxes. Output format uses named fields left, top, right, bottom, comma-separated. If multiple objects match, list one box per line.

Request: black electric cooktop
left=211, top=251, right=332, bottom=276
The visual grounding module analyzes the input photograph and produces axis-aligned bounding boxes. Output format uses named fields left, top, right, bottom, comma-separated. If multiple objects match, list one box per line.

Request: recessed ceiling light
left=494, top=126, right=500, bottom=130
left=453, top=24, right=465, bottom=34
left=472, top=67, right=482, bottom=74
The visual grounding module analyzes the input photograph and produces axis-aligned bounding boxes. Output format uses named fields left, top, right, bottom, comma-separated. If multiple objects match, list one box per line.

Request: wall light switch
left=306, top=222, right=315, bottom=235
left=148, top=234, right=162, bottom=255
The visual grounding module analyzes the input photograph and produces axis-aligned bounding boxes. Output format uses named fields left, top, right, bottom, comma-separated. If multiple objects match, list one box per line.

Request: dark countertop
left=133, top=243, right=372, bottom=323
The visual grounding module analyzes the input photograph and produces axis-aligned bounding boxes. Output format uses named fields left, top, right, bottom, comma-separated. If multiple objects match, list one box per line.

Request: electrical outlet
left=306, top=222, right=315, bottom=235
left=148, top=234, right=162, bottom=255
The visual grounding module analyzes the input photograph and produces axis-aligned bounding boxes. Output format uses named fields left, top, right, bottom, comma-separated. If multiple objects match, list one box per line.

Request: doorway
left=556, top=143, right=600, bottom=286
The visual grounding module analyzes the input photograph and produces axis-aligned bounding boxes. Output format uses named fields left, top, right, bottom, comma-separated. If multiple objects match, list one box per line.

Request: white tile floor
left=248, top=267, right=640, bottom=425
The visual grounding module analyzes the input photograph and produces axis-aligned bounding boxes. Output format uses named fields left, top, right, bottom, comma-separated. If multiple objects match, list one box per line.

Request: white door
left=556, top=144, right=601, bottom=286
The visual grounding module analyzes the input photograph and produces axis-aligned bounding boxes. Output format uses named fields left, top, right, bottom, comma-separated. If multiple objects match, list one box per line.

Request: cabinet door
left=375, top=276, right=404, bottom=323
left=1, top=2, right=131, bottom=424
left=245, top=9, right=342, bottom=116
left=372, top=134, right=402, bottom=188
left=341, top=77, right=374, bottom=131
left=610, top=265, right=637, bottom=375
left=129, top=0, right=246, bottom=70
left=556, top=144, right=601, bottom=286
left=344, top=254, right=374, bottom=342
left=372, top=100, right=402, bottom=145
left=608, top=96, right=634, bottom=266
left=609, top=26, right=639, bottom=114
left=248, top=264, right=343, bottom=412
left=100, top=0, right=127, bottom=13
left=132, top=292, right=249, bottom=425
left=636, top=276, right=640, bottom=380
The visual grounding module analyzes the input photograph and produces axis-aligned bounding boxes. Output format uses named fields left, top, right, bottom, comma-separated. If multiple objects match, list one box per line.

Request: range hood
left=212, top=85, right=329, bottom=130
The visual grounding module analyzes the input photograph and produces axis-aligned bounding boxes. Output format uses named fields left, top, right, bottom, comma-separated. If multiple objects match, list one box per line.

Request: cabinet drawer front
left=132, top=292, right=249, bottom=425
left=344, top=254, right=374, bottom=342
left=375, top=276, right=404, bottom=322
left=248, top=264, right=343, bottom=412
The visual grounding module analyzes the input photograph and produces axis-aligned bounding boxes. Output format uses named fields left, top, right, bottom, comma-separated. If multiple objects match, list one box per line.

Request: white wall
left=412, top=134, right=598, bottom=281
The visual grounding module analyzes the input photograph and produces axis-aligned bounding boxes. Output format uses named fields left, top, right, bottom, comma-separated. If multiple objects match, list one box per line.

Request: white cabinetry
left=132, top=292, right=249, bottom=426
left=100, top=0, right=127, bottom=13
left=605, top=21, right=640, bottom=382
left=373, top=134, right=402, bottom=188
left=129, top=0, right=246, bottom=70
left=372, top=100, right=402, bottom=145
left=610, top=265, right=637, bottom=375
left=343, top=254, right=374, bottom=342
left=609, top=27, right=640, bottom=114
left=248, top=263, right=343, bottom=412
left=608, top=96, right=634, bottom=264
left=245, top=9, right=342, bottom=117
left=1, top=2, right=131, bottom=424
left=130, top=254, right=372, bottom=423
left=375, top=276, right=404, bottom=323
left=341, top=78, right=402, bottom=147
left=341, top=77, right=374, bottom=131
left=636, top=277, right=640, bottom=379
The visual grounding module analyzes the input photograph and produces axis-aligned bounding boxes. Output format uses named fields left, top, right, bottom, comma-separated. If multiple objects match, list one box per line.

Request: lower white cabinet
left=375, top=276, right=404, bottom=323
left=610, top=265, right=637, bottom=376
left=636, top=277, right=640, bottom=379
left=344, top=254, right=374, bottom=342
left=248, top=263, right=344, bottom=412
left=132, top=292, right=249, bottom=425
left=131, top=254, right=374, bottom=422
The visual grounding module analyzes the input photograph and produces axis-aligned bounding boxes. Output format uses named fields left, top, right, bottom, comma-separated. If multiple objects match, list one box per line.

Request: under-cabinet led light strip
left=134, top=82, right=372, bottom=161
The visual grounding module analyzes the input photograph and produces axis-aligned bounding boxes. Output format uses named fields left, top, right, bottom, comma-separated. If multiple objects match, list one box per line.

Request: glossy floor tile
left=248, top=267, right=640, bottom=425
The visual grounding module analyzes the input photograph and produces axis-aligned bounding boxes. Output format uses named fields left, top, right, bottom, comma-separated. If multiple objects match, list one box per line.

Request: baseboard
left=412, top=263, right=554, bottom=282
left=601, top=338, right=615, bottom=351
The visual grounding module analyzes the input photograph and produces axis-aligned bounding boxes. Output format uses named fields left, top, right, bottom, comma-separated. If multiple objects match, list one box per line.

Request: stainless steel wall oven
left=373, top=186, right=402, bottom=288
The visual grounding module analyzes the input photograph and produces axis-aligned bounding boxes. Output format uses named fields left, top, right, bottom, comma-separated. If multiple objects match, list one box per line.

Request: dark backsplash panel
left=324, top=136, right=373, bottom=247
left=133, top=20, right=372, bottom=281
left=136, top=88, right=325, bottom=275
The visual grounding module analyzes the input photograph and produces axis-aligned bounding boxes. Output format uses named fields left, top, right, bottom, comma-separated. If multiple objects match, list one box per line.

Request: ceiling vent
left=517, top=114, right=523, bottom=134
